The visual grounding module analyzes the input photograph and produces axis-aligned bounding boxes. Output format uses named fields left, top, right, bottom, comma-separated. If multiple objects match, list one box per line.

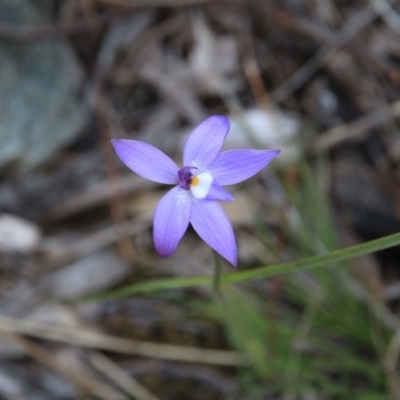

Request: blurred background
left=1, top=0, right=400, bottom=399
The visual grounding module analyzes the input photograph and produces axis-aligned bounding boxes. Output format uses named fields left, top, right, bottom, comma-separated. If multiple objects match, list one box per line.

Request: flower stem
left=212, top=250, right=223, bottom=295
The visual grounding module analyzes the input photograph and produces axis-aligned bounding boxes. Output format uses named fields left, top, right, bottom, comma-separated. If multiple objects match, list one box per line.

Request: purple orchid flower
left=111, top=116, right=280, bottom=266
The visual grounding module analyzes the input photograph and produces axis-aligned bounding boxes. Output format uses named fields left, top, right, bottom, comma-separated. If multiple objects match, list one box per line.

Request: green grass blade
left=73, top=231, right=400, bottom=302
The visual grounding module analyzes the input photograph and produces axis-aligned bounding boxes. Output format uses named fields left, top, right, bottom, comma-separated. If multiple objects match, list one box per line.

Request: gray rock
left=0, top=0, right=88, bottom=171
left=0, top=368, right=24, bottom=399
left=39, top=250, right=130, bottom=299
left=0, top=213, right=41, bottom=253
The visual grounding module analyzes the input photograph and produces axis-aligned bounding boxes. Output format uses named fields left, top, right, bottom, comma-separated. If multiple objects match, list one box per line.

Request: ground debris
left=1, top=1, right=400, bottom=399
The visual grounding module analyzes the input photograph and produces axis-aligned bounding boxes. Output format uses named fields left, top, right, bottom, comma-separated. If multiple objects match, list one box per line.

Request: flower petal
left=112, top=139, right=179, bottom=184
left=153, top=186, right=191, bottom=257
left=190, top=200, right=237, bottom=266
left=183, top=116, right=230, bottom=169
left=205, top=181, right=234, bottom=202
left=208, top=149, right=280, bottom=185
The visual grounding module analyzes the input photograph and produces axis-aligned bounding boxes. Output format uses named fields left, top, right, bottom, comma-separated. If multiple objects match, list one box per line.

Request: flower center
left=191, top=175, right=199, bottom=186
left=178, top=166, right=197, bottom=190
left=177, top=167, right=213, bottom=199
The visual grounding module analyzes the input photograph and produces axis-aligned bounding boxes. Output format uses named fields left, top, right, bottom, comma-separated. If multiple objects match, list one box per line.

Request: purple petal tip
left=183, top=116, right=231, bottom=168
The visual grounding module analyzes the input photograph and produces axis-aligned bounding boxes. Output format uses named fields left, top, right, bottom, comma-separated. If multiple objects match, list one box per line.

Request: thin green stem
left=212, top=250, right=223, bottom=295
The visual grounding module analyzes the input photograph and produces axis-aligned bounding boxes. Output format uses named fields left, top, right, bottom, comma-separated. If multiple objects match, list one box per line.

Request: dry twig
left=0, top=331, right=126, bottom=400
left=316, top=99, right=400, bottom=151
left=42, top=219, right=149, bottom=266
left=370, top=0, right=400, bottom=34
left=45, top=175, right=153, bottom=222
left=270, top=6, right=376, bottom=102
left=89, top=353, right=161, bottom=400
left=0, top=316, right=247, bottom=367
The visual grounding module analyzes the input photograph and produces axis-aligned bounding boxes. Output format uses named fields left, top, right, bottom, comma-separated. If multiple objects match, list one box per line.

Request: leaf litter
left=1, top=0, right=400, bottom=398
